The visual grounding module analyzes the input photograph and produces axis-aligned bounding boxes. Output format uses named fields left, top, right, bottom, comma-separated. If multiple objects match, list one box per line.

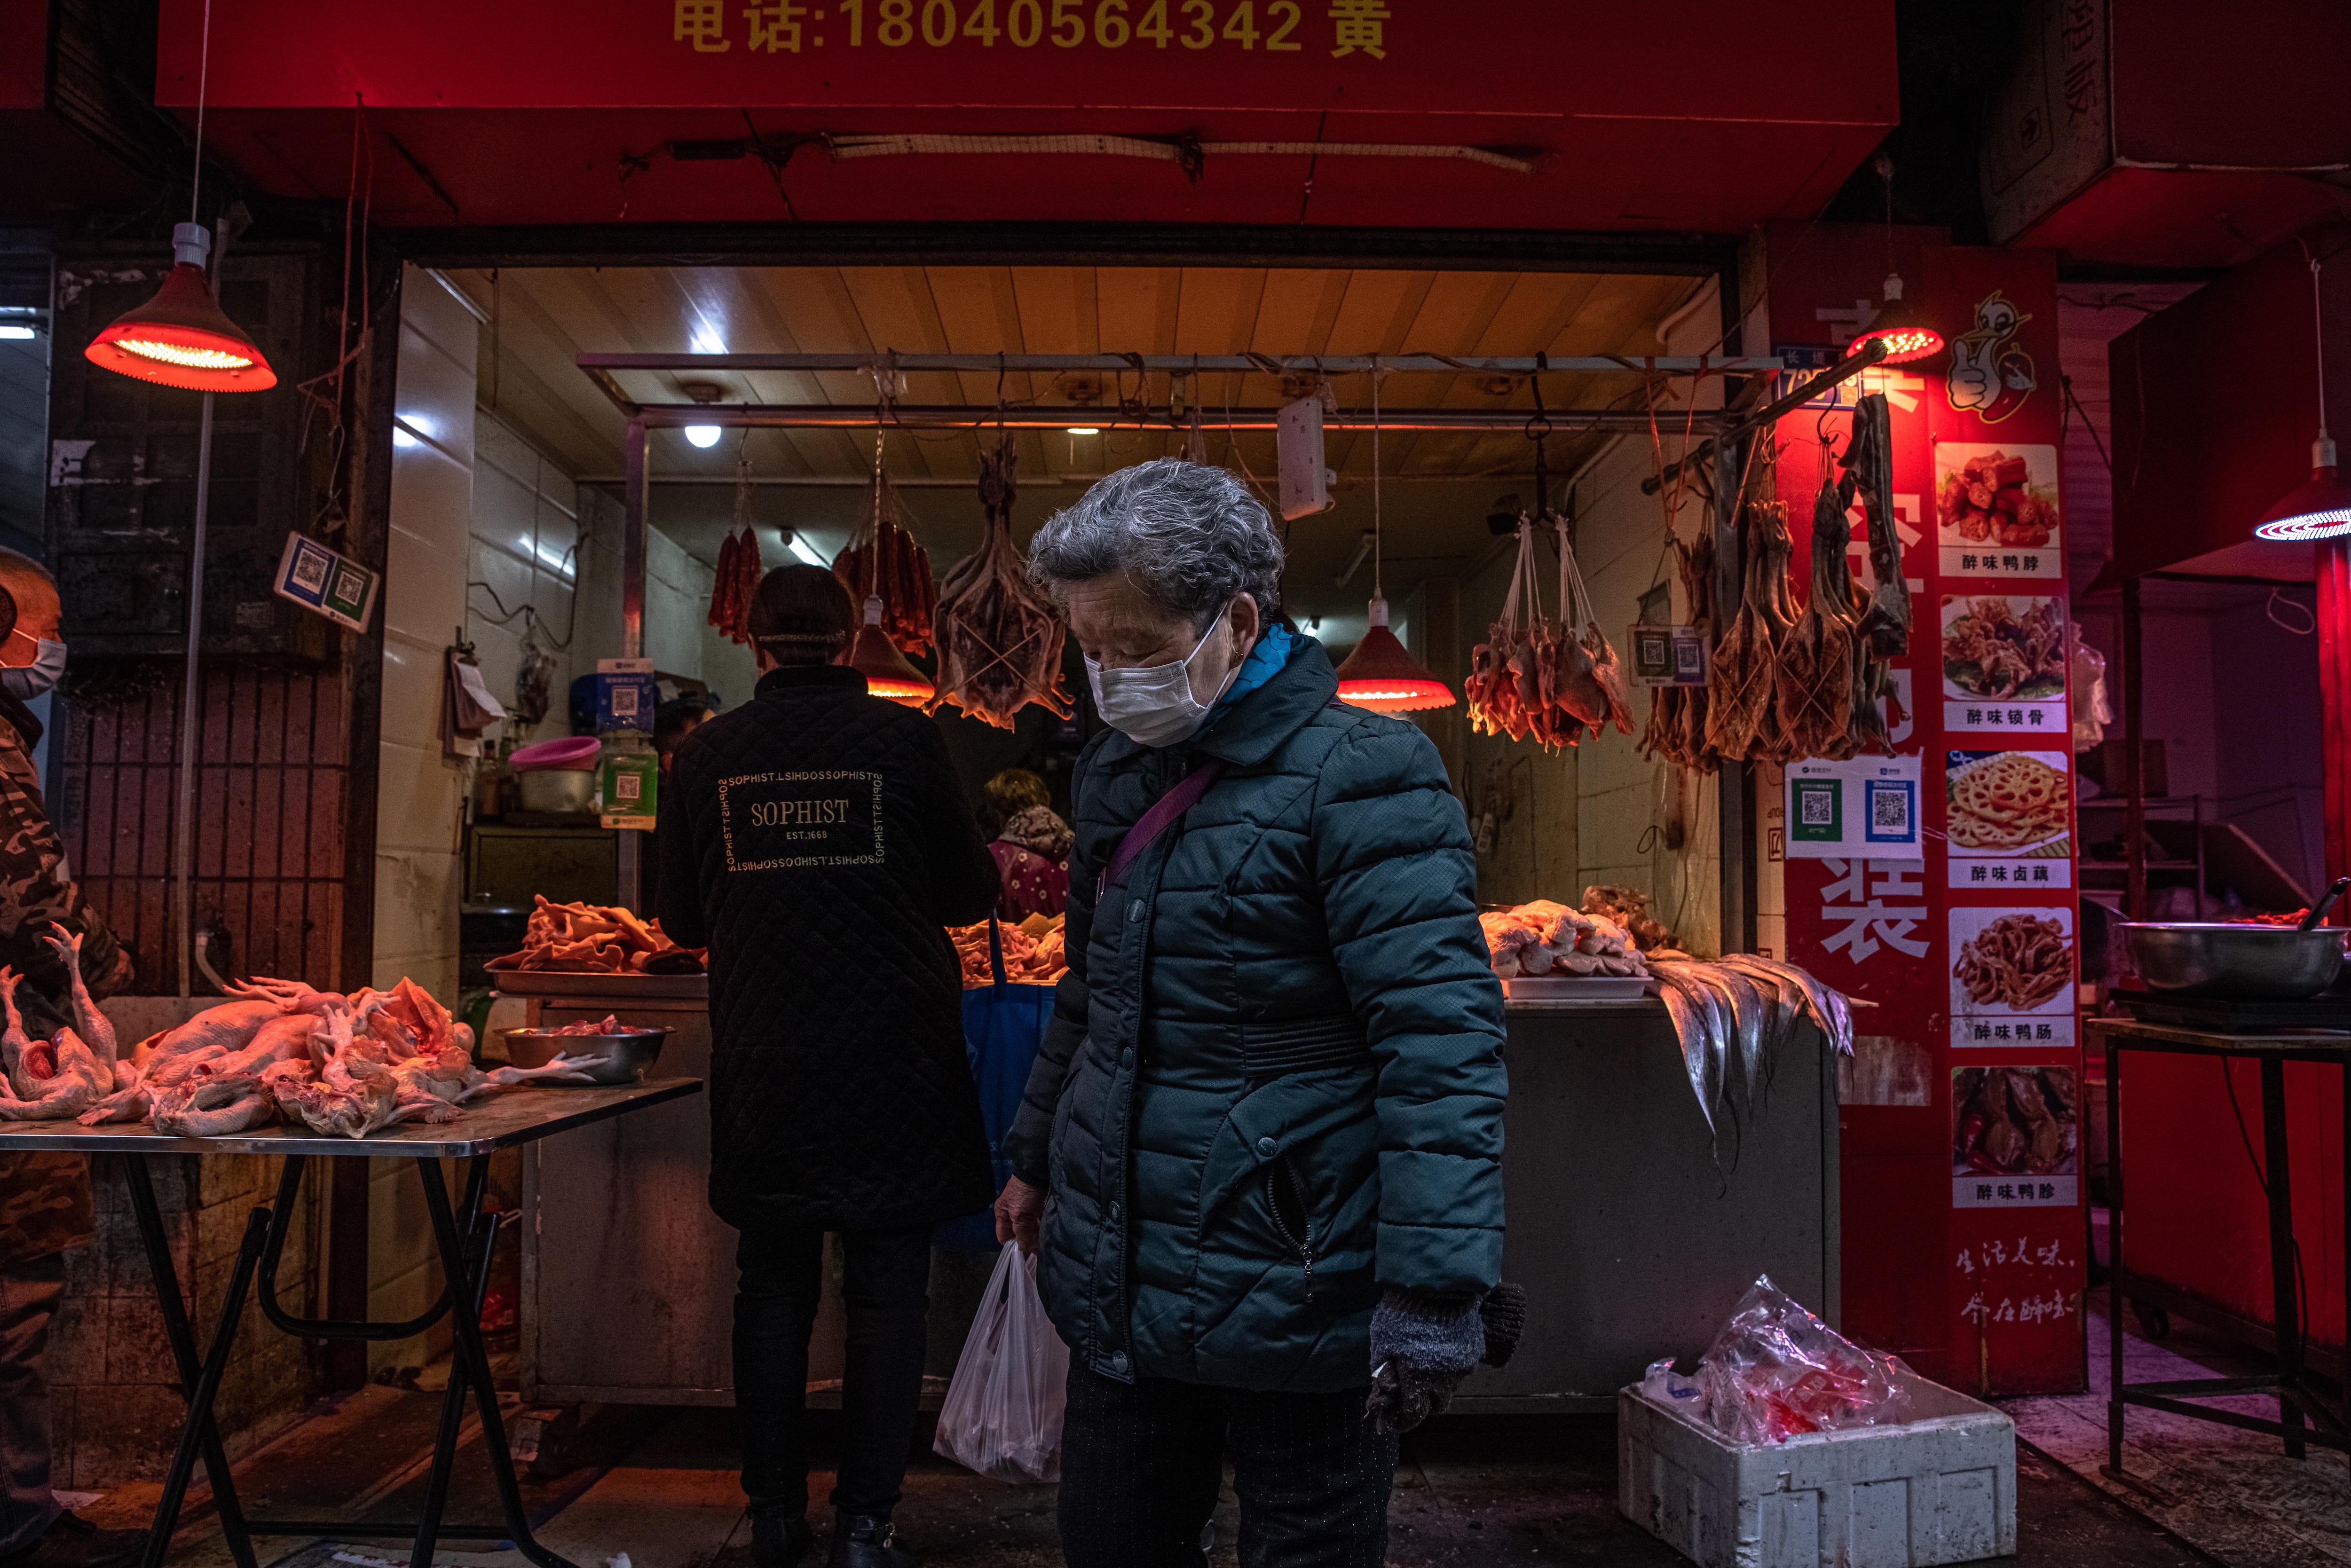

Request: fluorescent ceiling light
left=1066, top=426, right=1100, bottom=436
left=690, top=322, right=727, bottom=355
left=786, top=533, right=828, bottom=567
left=684, top=425, right=722, bottom=448
left=0, top=326, right=33, bottom=341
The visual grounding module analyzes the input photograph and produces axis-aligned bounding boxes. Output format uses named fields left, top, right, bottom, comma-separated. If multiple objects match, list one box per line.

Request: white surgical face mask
left=0, top=637, right=64, bottom=701
left=1085, top=613, right=1236, bottom=748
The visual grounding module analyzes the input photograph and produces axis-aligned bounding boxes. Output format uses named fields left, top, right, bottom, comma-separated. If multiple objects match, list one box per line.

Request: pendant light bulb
left=1334, top=598, right=1457, bottom=712
left=2252, top=253, right=2351, bottom=541
left=840, top=594, right=934, bottom=706
left=84, top=223, right=276, bottom=391
left=2251, top=435, right=2351, bottom=540
left=1333, top=359, right=1456, bottom=712
left=1845, top=273, right=1944, bottom=366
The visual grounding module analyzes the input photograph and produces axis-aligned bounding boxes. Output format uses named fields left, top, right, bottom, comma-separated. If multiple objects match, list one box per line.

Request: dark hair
left=654, top=694, right=713, bottom=756
left=982, top=767, right=1050, bottom=836
left=748, top=565, right=855, bottom=662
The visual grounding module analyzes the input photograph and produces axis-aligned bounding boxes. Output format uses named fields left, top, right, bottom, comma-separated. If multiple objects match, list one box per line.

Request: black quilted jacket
left=1003, top=637, right=1506, bottom=1391
left=656, top=665, right=1002, bottom=1230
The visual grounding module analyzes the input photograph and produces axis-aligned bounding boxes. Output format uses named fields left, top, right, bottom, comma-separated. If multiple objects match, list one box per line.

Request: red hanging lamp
left=84, top=222, right=275, bottom=391
left=2252, top=249, right=2351, bottom=541
left=843, top=594, right=936, bottom=705
left=1844, top=272, right=1945, bottom=366
left=1335, top=359, right=1457, bottom=712
left=838, top=430, right=935, bottom=705
left=1842, top=154, right=1945, bottom=368
left=82, top=0, right=272, bottom=394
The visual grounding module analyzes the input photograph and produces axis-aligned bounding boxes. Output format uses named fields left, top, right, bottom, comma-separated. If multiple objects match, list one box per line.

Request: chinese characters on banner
left=671, top=0, right=1393, bottom=57
left=1771, top=231, right=2082, bottom=1395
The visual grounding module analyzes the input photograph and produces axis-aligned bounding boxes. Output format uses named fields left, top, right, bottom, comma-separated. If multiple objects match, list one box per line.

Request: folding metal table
left=2089, top=1019, right=2348, bottom=1473
left=0, top=1077, right=701, bottom=1568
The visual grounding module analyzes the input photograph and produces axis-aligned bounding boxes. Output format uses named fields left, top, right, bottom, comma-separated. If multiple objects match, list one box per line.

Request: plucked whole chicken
left=0, top=930, right=610, bottom=1141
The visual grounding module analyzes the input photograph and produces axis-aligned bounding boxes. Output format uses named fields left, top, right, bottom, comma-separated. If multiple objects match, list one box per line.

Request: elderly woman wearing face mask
left=991, top=460, right=1511, bottom=1568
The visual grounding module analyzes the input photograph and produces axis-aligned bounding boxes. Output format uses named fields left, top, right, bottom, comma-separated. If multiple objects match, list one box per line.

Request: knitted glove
left=1479, top=1281, right=1528, bottom=1368
left=1366, top=1288, right=1485, bottom=1435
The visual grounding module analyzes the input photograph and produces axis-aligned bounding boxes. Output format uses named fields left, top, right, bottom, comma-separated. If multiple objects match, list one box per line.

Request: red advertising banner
left=152, top=0, right=1894, bottom=117
left=1767, top=226, right=2083, bottom=1395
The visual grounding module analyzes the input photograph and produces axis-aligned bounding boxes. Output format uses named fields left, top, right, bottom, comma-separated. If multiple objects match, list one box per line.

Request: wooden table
left=0, top=1078, right=702, bottom=1568
left=2088, top=1019, right=2348, bottom=1475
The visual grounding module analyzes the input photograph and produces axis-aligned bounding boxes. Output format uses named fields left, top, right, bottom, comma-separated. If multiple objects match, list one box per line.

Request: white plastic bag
left=933, top=1241, right=1070, bottom=1483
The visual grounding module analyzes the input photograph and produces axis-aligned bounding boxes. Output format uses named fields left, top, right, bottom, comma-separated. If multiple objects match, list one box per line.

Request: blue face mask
left=0, top=637, right=64, bottom=701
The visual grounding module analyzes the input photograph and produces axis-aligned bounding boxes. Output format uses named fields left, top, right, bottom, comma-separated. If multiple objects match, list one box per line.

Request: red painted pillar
left=2322, top=540, right=2351, bottom=882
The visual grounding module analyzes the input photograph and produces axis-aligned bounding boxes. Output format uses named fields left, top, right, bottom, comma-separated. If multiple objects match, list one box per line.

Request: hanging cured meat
left=707, top=446, right=766, bottom=646
left=1775, top=478, right=1862, bottom=759
left=833, top=464, right=937, bottom=656
left=1841, top=392, right=1910, bottom=660
left=1638, top=529, right=1719, bottom=773
left=1467, top=520, right=1549, bottom=745
left=928, top=436, right=1073, bottom=730
left=1557, top=529, right=1635, bottom=738
left=705, top=528, right=764, bottom=646
left=1468, top=516, right=1633, bottom=750
left=1703, top=491, right=1797, bottom=764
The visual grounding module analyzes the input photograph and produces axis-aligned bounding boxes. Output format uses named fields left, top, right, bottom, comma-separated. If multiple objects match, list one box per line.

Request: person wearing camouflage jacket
left=0, top=551, right=140, bottom=1568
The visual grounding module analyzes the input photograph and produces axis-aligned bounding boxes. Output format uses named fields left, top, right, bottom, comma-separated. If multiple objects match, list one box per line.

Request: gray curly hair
left=1026, top=458, right=1284, bottom=630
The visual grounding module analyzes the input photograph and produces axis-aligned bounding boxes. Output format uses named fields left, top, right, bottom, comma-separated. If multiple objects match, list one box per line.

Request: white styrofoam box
left=1618, top=1379, right=2016, bottom=1568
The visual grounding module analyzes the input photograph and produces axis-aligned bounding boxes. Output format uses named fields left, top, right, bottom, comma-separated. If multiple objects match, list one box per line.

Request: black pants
left=733, top=1222, right=934, bottom=1519
left=1057, top=1361, right=1397, bottom=1568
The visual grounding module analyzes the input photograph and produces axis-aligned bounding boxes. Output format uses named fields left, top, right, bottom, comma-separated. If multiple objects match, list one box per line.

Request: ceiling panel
left=444, top=260, right=1723, bottom=629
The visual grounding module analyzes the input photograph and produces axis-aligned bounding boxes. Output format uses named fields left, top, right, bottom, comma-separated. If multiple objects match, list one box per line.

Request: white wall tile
left=393, top=328, right=477, bottom=468
left=383, top=516, right=469, bottom=646
left=470, top=460, right=539, bottom=567
left=376, top=738, right=466, bottom=857
left=469, top=536, right=532, bottom=627
left=378, top=632, right=444, bottom=752
left=399, top=267, right=481, bottom=379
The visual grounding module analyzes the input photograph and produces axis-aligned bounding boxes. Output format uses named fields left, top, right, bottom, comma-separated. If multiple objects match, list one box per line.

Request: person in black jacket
left=657, top=564, right=1001, bottom=1568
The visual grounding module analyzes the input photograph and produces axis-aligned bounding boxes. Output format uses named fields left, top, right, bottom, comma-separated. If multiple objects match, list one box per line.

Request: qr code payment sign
left=1864, top=779, right=1916, bottom=843
left=291, top=545, right=330, bottom=595
left=1803, top=793, right=1834, bottom=826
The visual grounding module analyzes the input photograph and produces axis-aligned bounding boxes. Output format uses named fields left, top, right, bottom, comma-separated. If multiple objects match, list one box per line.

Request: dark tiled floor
left=111, top=1391, right=2232, bottom=1568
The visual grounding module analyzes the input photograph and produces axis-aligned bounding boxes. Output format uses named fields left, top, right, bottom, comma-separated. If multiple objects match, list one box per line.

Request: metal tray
left=489, top=969, right=709, bottom=1001
left=1502, top=975, right=1650, bottom=1001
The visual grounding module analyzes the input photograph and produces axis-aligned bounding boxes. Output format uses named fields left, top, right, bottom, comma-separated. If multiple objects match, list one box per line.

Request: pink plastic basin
left=509, top=736, right=602, bottom=772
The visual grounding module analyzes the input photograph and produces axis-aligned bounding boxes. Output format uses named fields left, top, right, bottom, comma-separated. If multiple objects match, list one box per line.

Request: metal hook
left=1524, top=349, right=1554, bottom=442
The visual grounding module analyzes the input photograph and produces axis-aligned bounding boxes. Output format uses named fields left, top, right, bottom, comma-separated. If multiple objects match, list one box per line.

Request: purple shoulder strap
left=1097, top=760, right=1226, bottom=903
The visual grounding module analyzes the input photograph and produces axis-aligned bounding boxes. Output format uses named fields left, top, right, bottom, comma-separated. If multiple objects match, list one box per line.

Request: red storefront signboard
left=1767, top=226, right=2084, bottom=1395
left=143, top=0, right=1895, bottom=229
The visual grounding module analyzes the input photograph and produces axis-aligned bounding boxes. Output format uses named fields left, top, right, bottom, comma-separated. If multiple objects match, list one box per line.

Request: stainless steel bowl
left=2121, top=922, right=2346, bottom=999
left=500, top=1026, right=672, bottom=1085
left=516, top=767, right=598, bottom=814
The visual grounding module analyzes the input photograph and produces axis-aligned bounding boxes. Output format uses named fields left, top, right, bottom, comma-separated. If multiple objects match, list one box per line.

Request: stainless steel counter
left=1457, top=998, right=1840, bottom=1414
left=512, top=990, right=1838, bottom=1415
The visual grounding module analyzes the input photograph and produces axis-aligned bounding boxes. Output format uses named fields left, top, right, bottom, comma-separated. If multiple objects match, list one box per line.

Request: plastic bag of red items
left=1687, top=1275, right=1916, bottom=1445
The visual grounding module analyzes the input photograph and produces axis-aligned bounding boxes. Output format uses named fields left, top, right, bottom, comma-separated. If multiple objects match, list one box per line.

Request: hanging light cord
left=2309, top=247, right=2331, bottom=446
left=1371, top=358, right=1382, bottom=600
left=190, top=0, right=213, bottom=225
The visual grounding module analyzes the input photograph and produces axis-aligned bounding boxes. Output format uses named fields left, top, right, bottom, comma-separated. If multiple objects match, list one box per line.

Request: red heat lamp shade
left=1334, top=599, right=1456, bottom=713
left=1844, top=273, right=1944, bottom=366
left=2252, top=438, right=2351, bottom=541
left=83, top=225, right=275, bottom=392
left=841, top=595, right=934, bottom=706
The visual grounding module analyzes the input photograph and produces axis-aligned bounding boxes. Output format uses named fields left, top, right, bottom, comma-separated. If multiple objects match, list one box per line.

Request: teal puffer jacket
left=1004, top=636, right=1506, bottom=1393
